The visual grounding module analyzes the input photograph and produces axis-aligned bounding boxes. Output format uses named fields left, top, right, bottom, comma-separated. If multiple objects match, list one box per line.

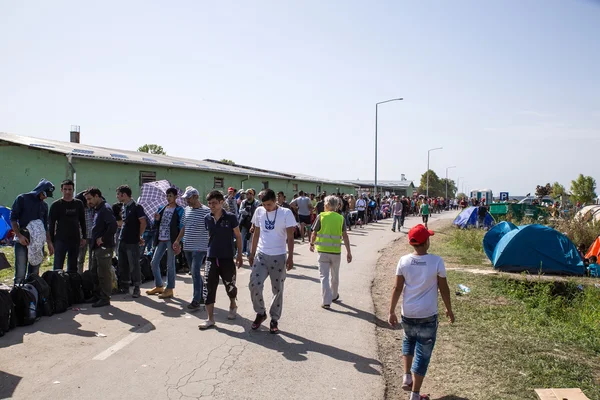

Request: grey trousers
left=249, top=252, right=287, bottom=321
left=318, top=252, right=341, bottom=306
left=91, top=247, right=114, bottom=301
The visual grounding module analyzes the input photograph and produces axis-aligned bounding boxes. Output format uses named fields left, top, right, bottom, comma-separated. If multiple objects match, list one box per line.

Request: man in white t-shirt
left=355, top=195, right=367, bottom=228
left=248, top=189, right=296, bottom=334
left=388, top=224, right=455, bottom=400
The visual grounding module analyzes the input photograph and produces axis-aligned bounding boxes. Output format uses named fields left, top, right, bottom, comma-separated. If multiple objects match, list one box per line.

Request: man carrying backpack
left=238, top=188, right=260, bottom=256
left=115, top=185, right=147, bottom=298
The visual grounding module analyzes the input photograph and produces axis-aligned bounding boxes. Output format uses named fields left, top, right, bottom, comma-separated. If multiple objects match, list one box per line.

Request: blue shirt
left=588, top=263, right=599, bottom=278
left=205, top=210, right=238, bottom=258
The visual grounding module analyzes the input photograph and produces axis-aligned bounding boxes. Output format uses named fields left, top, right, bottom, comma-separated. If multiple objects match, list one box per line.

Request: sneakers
left=84, top=296, right=99, bottom=303
left=227, top=306, right=238, bottom=320
left=251, top=313, right=267, bottom=330
left=198, top=320, right=215, bottom=330
left=187, top=300, right=201, bottom=310
left=132, top=286, right=140, bottom=298
left=146, top=286, right=164, bottom=295
left=321, top=304, right=331, bottom=309
left=158, top=288, right=174, bottom=299
left=92, top=298, right=110, bottom=308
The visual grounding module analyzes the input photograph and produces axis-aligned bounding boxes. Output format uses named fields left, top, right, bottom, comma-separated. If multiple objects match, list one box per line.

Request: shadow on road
left=328, top=301, right=394, bottom=330
left=285, top=273, right=320, bottom=283
left=433, top=396, right=470, bottom=400
left=292, top=263, right=318, bottom=270
left=0, top=370, right=22, bottom=399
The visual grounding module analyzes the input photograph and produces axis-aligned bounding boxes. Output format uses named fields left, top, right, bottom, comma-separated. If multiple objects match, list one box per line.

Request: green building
left=0, top=132, right=357, bottom=207
left=345, top=179, right=415, bottom=197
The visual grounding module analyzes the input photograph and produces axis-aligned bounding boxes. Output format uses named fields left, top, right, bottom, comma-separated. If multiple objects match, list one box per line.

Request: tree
left=219, top=159, right=235, bottom=165
left=456, top=192, right=467, bottom=200
left=551, top=182, right=566, bottom=199
left=439, top=178, right=457, bottom=199
left=137, top=144, right=166, bottom=155
left=418, top=170, right=444, bottom=198
left=535, top=183, right=552, bottom=199
left=570, top=174, right=597, bottom=204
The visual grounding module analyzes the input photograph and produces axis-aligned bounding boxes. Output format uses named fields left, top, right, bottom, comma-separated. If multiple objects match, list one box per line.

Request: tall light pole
left=457, top=176, right=464, bottom=195
left=375, top=98, right=403, bottom=197
left=445, top=166, right=456, bottom=200
left=426, top=147, right=443, bottom=197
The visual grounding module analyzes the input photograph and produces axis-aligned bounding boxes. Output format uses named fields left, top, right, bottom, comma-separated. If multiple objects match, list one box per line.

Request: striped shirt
left=182, top=205, right=210, bottom=251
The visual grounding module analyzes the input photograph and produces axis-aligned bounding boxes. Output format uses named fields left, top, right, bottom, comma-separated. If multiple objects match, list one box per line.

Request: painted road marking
left=93, top=319, right=161, bottom=361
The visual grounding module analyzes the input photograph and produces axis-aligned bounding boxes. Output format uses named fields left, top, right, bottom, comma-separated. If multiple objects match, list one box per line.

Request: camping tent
left=586, top=236, right=600, bottom=259
left=453, top=206, right=495, bottom=229
left=137, top=180, right=187, bottom=221
left=483, top=221, right=517, bottom=261
left=575, top=205, right=600, bottom=223
left=0, top=206, right=12, bottom=241
left=490, top=224, right=584, bottom=275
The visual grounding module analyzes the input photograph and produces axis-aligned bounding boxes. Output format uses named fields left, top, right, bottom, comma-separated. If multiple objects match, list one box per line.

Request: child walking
left=388, top=224, right=455, bottom=400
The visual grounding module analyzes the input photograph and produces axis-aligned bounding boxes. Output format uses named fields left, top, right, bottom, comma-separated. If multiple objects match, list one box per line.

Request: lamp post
left=445, top=166, right=456, bottom=200
left=375, top=98, right=403, bottom=197
left=426, top=147, right=443, bottom=197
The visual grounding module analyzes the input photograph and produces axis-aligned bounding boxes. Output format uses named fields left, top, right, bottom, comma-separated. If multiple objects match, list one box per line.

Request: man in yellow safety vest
left=309, top=195, right=353, bottom=309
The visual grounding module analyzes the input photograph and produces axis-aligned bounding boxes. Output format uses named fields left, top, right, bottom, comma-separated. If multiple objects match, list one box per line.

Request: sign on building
left=499, top=192, right=509, bottom=201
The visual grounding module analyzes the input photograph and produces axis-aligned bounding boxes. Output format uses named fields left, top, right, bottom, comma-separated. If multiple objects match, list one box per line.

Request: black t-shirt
left=120, top=201, right=146, bottom=244
left=206, top=210, right=239, bottom=258
left=49, top=198, right=86, bottom=242
left=316, top=201, right=325, bottom=214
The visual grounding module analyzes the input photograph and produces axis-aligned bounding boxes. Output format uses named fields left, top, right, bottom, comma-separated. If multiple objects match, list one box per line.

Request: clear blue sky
left=1, top=0, right=598, bottom=195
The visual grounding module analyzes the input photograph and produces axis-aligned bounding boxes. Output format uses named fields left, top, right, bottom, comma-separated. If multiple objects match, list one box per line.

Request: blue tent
left=491, top=224, right=584, bottom=275
left=0, top=206, right=10, bottom=241
left=483, top=221, right=517, bottom=260
left=453, top=206, right=495, bottom=229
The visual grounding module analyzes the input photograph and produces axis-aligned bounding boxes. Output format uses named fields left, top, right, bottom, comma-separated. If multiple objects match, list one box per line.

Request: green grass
left=429, top=226, right=489, bottom=267
left=434, top=270, right=600, bottom=399
left=0, top=245, right=55, bottom=283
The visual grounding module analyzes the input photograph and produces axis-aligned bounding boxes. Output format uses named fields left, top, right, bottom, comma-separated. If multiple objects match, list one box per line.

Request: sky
left=1, top=0, right=599, bottom=195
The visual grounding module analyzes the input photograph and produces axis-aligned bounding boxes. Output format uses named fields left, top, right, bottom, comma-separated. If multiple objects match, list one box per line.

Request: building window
left=262, top=181, right=269, bottom=189
left=293, top=183, right=298, bottom=192
left=316, top=185, right=321, bottom=194
left=214, top=177, right=224, bottom=189
left=139, top=171, right=156, bottom=186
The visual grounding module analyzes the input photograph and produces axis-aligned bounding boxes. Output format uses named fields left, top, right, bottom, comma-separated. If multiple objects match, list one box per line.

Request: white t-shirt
left=396, top=253, right=446, bottom=318
left=356, top=199, right=367, bottom=211
left=251, top=206, right=297, bottom=256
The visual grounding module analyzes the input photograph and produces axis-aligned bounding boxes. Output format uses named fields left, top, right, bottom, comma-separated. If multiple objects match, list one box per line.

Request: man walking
left=290, top=190, right=313, bottom=242
left=173, top=187, right=211, bottom=310
left=309, top=195, right=352, bottom=309
left=10, top=179, right=55, bottom=284
left=77, top=191, right=95, bottom=272
left=356, top=195, right=367, bottom=228
left=115, top=185, right=146, bottom=298
left=199, top=190, right=244, bottom=330
left=147, top=188, right=184, bottom=299
left=238, top=189, right=260, bottom=255
left=48, top=180, right=86, bottom=272
left=391, top=195, right=403, bottom=232
left=277, top=191, right=290, bottom=209
left=248, top=189, right=296, bottom=333
left=226, top=187, right=239, bottom=217
left=420, top=199, right=430, bottom=228
left=84, top=187, right=117, bottom=308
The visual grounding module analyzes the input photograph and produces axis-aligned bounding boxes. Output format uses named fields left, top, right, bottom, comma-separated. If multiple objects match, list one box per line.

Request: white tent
left=575, top=205, right=600, bottom=223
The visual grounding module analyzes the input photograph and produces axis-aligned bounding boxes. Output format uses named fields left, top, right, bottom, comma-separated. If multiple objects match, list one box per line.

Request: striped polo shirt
left=182, top=205, right=210, bottom=252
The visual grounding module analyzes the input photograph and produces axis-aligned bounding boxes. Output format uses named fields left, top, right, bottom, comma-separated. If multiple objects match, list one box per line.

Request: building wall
left=0, top=145, right=356, bottom=207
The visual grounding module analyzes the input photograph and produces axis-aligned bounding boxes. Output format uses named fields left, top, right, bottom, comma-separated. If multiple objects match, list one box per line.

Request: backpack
left=67, top=272, right=85, bottom=305
left=10, top=285, right=37, bottom=326
left=140, top=254, right=154, bottom=282
left=25, top=273, right=53, bottom=317
left=0, top=288, right=15, bottom=336
left=57, top=270, right=74, bottom=306
left=42, top=270, right=70, bottom=314
left=81, top=270, right=94, bottom=300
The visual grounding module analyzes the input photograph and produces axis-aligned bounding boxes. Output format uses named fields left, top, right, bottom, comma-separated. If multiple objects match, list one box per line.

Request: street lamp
left=457, top=176, right=464, bottom=194
left=426, top=147, right=443, bottom=197
left=375, top=97, right=403, bottom=197
left=445, top=166, right=456, bottom=200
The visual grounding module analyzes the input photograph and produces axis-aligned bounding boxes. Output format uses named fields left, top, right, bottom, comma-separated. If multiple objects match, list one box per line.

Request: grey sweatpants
left=318, top=252, right=341, bottom=306
left=249, top=252, right=287, bottom=321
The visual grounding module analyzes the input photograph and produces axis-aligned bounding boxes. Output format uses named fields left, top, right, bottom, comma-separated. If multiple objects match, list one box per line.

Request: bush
left=449, top=228, right=485, bottom=253
left=551, top=218, right=600, bottom=248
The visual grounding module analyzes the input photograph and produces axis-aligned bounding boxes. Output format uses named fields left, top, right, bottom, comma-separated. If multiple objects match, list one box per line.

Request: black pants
left=422, top=215, right=429, bottom=224
left=53, top=239, right=80, bottom=273
left=205, top=257, right=237, bottom=305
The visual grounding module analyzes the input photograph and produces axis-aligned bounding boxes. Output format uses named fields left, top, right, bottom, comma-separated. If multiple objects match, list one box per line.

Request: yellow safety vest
left=315, top=211, right=344, bottom=254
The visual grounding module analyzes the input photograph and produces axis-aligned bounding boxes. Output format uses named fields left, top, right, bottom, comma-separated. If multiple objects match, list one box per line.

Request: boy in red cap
left=388, top=224, right=455, bottom=400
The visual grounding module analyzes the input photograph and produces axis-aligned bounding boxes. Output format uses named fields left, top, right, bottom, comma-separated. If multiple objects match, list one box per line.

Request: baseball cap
left=245, top=189, right=255, bottom=195
left=408, top=224, right=434, bottom=246
left=228, top=187, right=235, bottom=192
left=181, top=187, right=199, bottom=199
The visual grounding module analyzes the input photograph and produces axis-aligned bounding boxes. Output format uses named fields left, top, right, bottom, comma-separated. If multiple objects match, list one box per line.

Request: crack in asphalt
left=165, top=337, right=248, bottom=399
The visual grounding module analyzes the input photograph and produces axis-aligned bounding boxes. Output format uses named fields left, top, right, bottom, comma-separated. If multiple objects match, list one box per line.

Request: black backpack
left=10, top=285, right=37, bottom=326
left=57, top=271, right=74, bottom=306
left=25, top=273, right=53, bottom=317
left=81, top=270, right=94, bottom=300
left=42, top=270, right=70, bottom=314
left=0, top=289, right=15, bottom=336
left=67, top=272, right=85, bottom=305
left=140, top=255, right=154, bottom=282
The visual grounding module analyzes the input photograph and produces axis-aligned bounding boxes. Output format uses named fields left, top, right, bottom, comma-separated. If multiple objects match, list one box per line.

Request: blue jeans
left=392, top=215, right=402, bottom=230
left=240, top=226, right=250, bottom=254
left=401, top=315, right=438, bottom=377
left=53, top=239, right=80, bottom=273
left=14, top=242, right=40, bottom=285
left=118, top=242, right=142, bottom=288
left=184, top=250, right=207, bottom=303
left=151, top=241, right=176, bottom=289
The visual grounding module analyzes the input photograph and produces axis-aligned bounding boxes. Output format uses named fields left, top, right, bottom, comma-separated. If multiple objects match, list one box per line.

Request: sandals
left=269, top=320, right=279, bottom=334
left=251, top=313, right=267, bottom=330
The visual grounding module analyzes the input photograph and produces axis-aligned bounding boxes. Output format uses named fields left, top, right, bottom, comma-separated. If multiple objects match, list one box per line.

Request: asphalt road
left=0, top=212, right=454, bottom=400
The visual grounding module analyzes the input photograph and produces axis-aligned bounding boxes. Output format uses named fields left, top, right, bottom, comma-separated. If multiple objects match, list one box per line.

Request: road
left=0, top=211, right=454, bottom=400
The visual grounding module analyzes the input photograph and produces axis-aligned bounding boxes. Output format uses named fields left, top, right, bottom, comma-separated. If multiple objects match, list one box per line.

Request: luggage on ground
left=42, top=270, right=70, bottom=314
left=67, top=272, right=85, bottom=305
left=0, top=288, right=15, bottom=336
left=10, top=285, right=37, bottom=326
left=140, top=254, right=153, bottom=282
left=25, top=273, right=53, bottom=317
left=81, top=270, right=94, bottom=300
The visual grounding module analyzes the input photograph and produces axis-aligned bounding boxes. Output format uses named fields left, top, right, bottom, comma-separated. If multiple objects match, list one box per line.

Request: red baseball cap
left=408, top=224, right=434, bottom=245
left=228, top=187, right=235, bottom=192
